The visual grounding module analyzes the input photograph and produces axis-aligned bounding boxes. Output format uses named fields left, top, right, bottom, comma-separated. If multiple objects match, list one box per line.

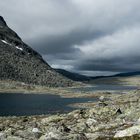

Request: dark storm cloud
left=29, top=29, right=105, bottom=55
left=76, top=58, right=140, bottom=72
left=1, top=0, right=140, bottom=75
left=74, top=25, right=140, bottom=74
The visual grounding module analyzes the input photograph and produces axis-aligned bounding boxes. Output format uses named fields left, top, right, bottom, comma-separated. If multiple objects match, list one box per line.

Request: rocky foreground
left=0, top=90, right=140, bottom=140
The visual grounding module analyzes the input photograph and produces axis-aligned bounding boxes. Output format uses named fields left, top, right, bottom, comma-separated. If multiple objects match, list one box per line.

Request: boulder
left=114, top=125, right=140, bottom=138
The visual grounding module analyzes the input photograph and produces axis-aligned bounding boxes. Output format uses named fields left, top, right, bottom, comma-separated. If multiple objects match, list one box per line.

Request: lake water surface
left=0, top=84, right=138, bottom=116
left=68, top=84, right=138, bottom=93
left=0, top=93, right=96, bottom=116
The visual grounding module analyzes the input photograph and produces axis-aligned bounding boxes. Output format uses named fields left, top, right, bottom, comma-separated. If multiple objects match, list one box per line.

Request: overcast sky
left=1, top=0, right=140, bottom=76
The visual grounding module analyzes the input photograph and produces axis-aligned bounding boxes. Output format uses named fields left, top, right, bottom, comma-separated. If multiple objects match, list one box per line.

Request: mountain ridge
left=0, top=16, right=74, bottom=87
left=0, top=16, right=7, bottom=26
left=56, top=68, right=140, bottom=82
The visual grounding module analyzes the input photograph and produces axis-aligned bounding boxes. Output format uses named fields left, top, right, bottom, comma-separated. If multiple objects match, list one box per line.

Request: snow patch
left=1, top=40, right=23, bottom=51
left=15, top=46, right=23, bottom=51
left=1, top=40, right=11, bottom=45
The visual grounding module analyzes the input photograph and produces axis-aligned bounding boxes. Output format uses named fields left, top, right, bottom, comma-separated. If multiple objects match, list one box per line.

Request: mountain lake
left=0, top=84, right=138, bottom=116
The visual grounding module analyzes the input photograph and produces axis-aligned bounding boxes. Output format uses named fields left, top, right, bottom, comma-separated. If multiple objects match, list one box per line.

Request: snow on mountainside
left=0, top=16, right=74, bottom=87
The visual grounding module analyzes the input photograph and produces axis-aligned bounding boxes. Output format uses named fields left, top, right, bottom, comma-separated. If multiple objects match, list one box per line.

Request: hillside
left=0, top=16, right=74, bottom=87
left=55, top=68, right=140, bottom=85
left=55, top=69, right=91, bottom=81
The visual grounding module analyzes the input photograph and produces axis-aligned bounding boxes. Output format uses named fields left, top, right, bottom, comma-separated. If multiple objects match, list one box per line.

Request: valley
left=0, top=15, right=140, bottom=140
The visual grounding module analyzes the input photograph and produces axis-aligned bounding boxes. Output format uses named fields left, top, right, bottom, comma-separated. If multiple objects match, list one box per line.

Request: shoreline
left=0, top=79, right=140, bottom=139
left=0, top=90, right=139, bottom=139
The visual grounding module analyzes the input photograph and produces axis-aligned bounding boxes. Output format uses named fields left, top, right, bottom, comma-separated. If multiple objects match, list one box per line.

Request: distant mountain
left=113, top=71, right=140, bottom=77
left=0, top=16, right=74, bottom=87
left=56, top=68, right=140, bottom=82
left=55, top=69, right=91, bottom=81
left=90, top=71, right=140, bottom=79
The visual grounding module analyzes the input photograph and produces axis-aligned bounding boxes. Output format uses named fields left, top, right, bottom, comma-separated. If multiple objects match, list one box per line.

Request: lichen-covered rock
left=86, top=118, right=97, bottom=126
left=114, top=125, right=140, bottom=138
left=6, top=136, right=23, bottom=140
left=14, top=130, right=36, bottom=139
left=0, top=132, right=6, bottom=140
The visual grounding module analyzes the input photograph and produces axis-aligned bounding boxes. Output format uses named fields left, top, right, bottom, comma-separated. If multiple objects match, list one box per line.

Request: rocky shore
left=0, top=90, right=140, bottom=140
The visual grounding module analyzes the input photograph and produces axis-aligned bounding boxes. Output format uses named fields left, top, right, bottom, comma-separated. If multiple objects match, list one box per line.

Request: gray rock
left=14, top=130, right=36, bottom=139
left=6, top=136, right=22, bottom=140
left=114, top=125, right=140, bottom=138
left=43, top=131, right=62, bottom=140
left=86, top=118, right=97, bottom=126
left=0, top=132, right=6, bottom=140
left=32, top=128, right=39, bottom=133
